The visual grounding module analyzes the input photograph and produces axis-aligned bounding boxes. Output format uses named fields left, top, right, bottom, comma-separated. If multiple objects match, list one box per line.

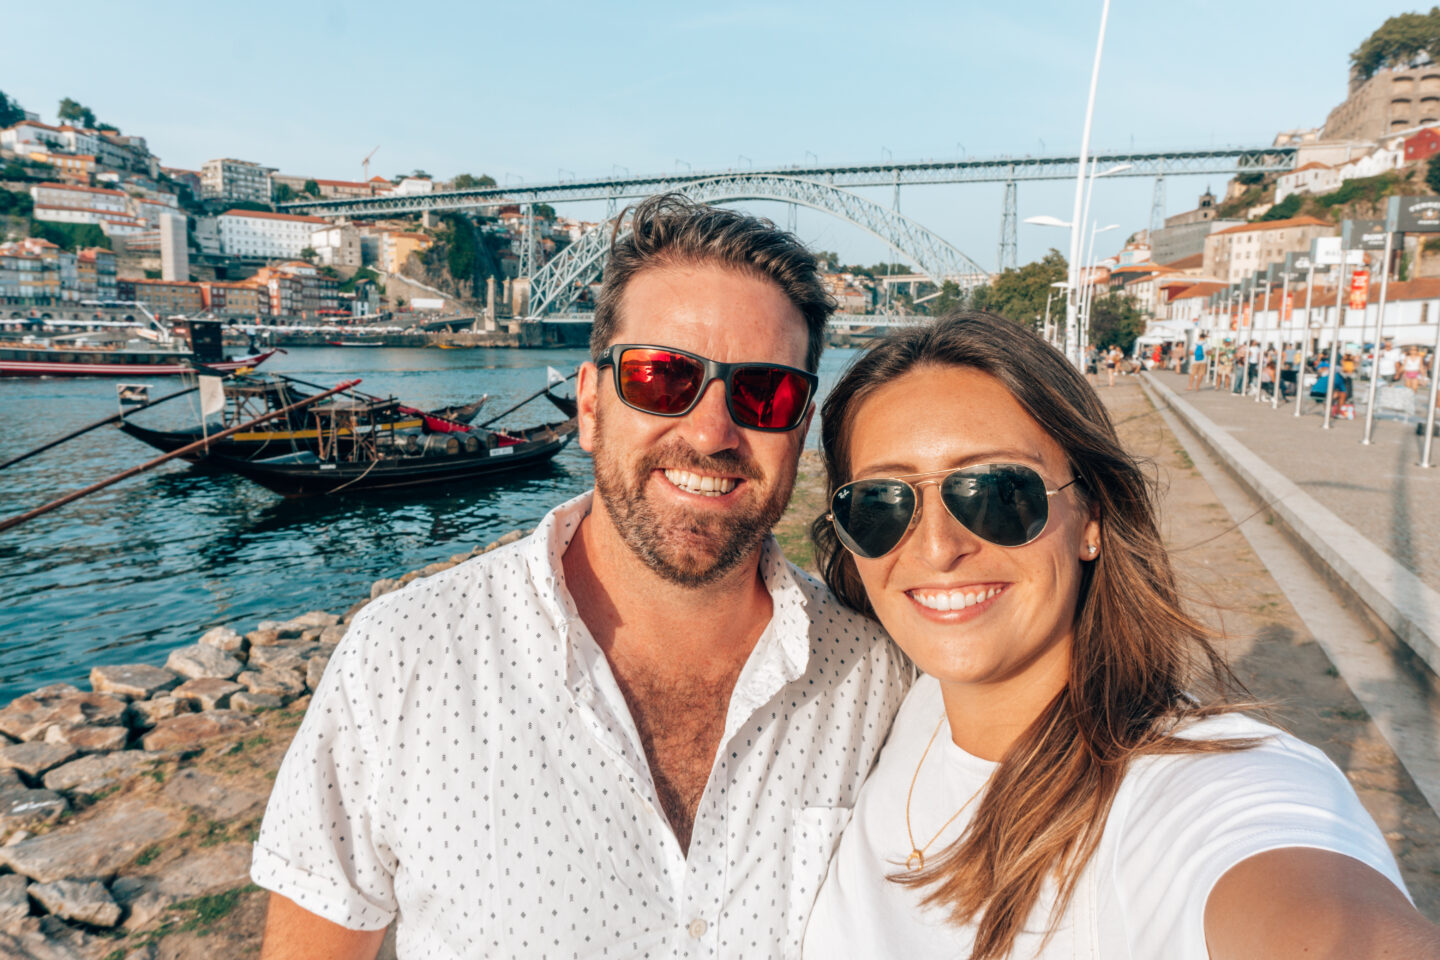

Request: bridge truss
left=280, top=146, right=1297, bottom=219
left=525, top=175, right=989, bottom=316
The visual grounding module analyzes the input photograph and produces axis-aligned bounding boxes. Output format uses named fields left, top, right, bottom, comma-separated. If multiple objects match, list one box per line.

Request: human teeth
left=911, top=586, right=1004, bottom=611
left=664, top=469, right=737, bottom=497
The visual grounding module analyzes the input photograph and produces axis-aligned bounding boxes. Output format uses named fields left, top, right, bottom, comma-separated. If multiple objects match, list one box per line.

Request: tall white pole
left=1064, top=0, right=1112, bottom=368
left=1323, top=258, right=1351, bottom=430
left=1361, top=231, right=1395, bottom=445
left=1422, top=319, right=1439, bottom=467
left=1295, top=261, right=1316, bottom=418
left=1274, top=270, right=1290, bottom=410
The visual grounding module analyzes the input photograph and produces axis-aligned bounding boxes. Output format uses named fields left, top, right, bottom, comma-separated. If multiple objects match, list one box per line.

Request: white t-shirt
left=803, top=676, right=1406, bottom=960
left=1382, top=347, right=1403, bottom=377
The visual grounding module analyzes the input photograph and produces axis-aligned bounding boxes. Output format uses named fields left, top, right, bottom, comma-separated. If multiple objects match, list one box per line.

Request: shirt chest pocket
left=783, top=805, right=853, bottom=958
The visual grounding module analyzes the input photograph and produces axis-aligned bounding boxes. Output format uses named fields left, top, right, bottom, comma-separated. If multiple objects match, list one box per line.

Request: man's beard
left=591, top=404, right=797, bottom=587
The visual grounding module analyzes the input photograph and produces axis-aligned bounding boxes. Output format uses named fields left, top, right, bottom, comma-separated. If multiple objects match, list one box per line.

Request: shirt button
left=687, top=918, right=708, bottom=938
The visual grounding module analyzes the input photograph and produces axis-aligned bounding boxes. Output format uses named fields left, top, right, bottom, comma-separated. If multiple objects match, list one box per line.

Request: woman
left=804, top=312, right=1433, bottom=959
left=1405, top=346, right=1425, bottom=393
left=1104, top=345, right=1119, bottom=387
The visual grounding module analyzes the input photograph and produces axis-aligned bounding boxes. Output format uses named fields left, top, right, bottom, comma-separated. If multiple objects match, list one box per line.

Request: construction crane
left=362, top=145, right=380, bottom=181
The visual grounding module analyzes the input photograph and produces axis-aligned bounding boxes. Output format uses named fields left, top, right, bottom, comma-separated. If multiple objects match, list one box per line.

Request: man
left=251, top=195, right=909, bottom=959
left=1381, top=339, right=1403, bottom=385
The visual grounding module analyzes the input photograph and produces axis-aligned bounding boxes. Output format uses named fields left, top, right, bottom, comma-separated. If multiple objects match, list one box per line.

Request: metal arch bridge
left=524, top=175, right=990, bottom=316
left=279, top=146, right=1297, bottom=219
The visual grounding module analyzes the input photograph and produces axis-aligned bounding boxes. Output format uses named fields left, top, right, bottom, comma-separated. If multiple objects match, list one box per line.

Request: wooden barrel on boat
left=462, top=434, right=481, bottom=454
left=422, top=434, right=461, bottom=456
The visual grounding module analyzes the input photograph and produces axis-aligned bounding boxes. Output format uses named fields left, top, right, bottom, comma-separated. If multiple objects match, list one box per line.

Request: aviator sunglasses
left=828, top=463, right=1080, bottom=559
left=596, top=344, right=818, bottom=432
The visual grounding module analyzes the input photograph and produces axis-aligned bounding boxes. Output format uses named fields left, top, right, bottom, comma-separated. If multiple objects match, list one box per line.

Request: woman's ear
left=1080, top=505, right=1102, bottom=562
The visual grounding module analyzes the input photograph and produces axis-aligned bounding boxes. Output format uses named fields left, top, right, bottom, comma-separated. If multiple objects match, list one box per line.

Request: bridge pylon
left=997, top=179, right=1017, bottom=273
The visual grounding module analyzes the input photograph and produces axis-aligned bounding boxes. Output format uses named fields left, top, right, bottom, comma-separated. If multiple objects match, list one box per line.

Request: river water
left=0, top=345, right=859, bottom=703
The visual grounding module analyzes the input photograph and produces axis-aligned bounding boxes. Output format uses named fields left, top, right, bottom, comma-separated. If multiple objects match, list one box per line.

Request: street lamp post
left=1079, top=223, right=1119, bottom=361
left=1063, top=0, right=1114, bottom=369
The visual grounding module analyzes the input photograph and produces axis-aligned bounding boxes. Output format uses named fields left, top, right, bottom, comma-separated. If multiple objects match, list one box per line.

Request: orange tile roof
left=220, top=209, right=328, bottom=225
left=1159, top=253, right=1204, bottom=271
left=1170, top=281, right=1226, bottom=301
left=33, top=182, right=126, bottom=198
left=1290, top=161, right=1332, bottom=173
left=1211, top=216, right=1334, bottom=237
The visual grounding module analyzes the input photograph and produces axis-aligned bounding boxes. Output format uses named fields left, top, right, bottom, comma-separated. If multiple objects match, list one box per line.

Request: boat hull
left=208, top=422, right=576, bottom=496
left=116, top=418, right=425, bottom=462
left=0, top=348, right=278, bottom=378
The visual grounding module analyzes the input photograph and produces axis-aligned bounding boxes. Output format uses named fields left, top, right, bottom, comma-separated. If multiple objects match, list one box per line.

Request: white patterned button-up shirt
left=252, top=491, right=909, bottom=959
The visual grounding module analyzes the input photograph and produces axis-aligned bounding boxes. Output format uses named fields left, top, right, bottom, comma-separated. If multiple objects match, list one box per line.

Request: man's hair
left=589, top=193, right=834, bottom=372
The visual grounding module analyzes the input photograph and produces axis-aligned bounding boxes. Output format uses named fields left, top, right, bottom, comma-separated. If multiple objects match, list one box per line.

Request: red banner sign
left=1348, top=269, right=1370, bottom=311
left=1283, top=292, right=1293, bottom=322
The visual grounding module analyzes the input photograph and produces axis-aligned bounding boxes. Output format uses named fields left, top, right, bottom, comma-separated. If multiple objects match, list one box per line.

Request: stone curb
left=1141, top=373, right=1440, bottom=677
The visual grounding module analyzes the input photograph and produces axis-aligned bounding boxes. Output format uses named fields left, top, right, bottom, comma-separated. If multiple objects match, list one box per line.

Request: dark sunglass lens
left=942, top=465, right=1049, bottom=547
left=832, top=480, right=915, bottom=558
left=729, top=367, right=810, bottom=429
left=618, top=349, right=705, bottom=415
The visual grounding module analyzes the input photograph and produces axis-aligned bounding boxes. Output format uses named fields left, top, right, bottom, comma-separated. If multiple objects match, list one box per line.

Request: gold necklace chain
left=904, top=714, right=988, bottom=872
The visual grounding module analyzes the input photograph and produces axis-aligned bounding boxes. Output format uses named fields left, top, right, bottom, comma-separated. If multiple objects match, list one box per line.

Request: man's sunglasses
left=828, top=463, right=1080, bottom=559
left=596, top=345, right=818, bottom=432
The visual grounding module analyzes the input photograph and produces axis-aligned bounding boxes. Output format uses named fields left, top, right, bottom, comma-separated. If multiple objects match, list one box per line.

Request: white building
left=218, top=209, right=329, bottom=259
left=393, top=177, right=435, bottom=195
left=30, top=182, right=129, bottom=215
left=202, top=158, right=277, bottom=204
left=160, top=213, right=189, bottom=282
left=1275, top=145, right=1405, bottom=203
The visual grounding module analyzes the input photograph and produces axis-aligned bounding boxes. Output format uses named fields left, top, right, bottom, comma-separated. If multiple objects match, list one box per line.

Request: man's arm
left=259, top=892, right=387, bottom=960
left=1204, top=847, right=1440, bottom=960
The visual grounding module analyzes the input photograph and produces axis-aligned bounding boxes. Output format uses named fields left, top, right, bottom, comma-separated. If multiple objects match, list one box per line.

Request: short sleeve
left=250, top=607, right=398, bottom=930
left=1110, top=725, right=1408, bottom=959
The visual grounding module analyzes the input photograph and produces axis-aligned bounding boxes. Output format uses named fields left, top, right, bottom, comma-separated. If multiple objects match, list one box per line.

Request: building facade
left=218, top=209, right=329, bottom=259
left=1324, top=64, right=1440, bottom=141
left=1202, top=217, right=1337, bottom=284
left=201, top=158, right=276, bottom=203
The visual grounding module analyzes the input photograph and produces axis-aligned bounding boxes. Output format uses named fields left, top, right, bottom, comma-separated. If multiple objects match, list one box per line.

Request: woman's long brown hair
left=811, top=311, right=1257, bottom=959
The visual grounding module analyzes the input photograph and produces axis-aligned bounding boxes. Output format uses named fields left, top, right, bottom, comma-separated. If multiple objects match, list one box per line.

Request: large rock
left=306, top=655, right=331, bottom=693
left=0, top=923, right=94, bottom=959
left=197, top=626, right=246, bottom=654
left=290, top=611, right=339, bottom=629
left=109, top=875, right=175, bottom=932
left=0, top=785, right=67, bottom=832
left=164, top=645, right=242, bottom=682
left=229, top=691, right=283, bottom=714
left=0, top=873, right=27, bottom=930
left=236, top=671, right=304, bottom=700
left=43, top=724, right=128, bottom=754
left=0, top=801, right=182, bottom=883
left=170, top=678, right=243, bottom=712
left=246, top=645, right=312, bottom=674
left=255, top=619, right=305, bottom=639
left=0, top=686, right=80, bottom=742
left=162, top=770, right=265, bottom=822
left=319, top=622, right=347, bottom=646
left=29, top=879, right=120, bottom=928
left=43, top=752, right=153, bottom=798
left=88, top=665, right=179, bottom=701
left=124, top=696, right=190, bottom=730
left=244, top=628, right=281, bottom=648
left=369, top=578, right=400, bottom=600
left=0, top=743, right=77, bottom=781
left=139, top=711, right=256, bottom=752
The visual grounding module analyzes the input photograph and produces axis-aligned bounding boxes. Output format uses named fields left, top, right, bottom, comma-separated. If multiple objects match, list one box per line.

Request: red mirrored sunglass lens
left=618, top=349, right=705, bottom=414
left=730, top=367, right=809, bottom=428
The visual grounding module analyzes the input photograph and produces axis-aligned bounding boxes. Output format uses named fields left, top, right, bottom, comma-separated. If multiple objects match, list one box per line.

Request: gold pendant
left=906, top=849, right=924, bottom=871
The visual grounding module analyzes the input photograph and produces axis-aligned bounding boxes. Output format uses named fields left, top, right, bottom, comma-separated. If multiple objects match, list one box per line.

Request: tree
left=0, top=90, right=25, bottom=128
left=272, top=182, right=296, bottom=203
left=0, top=188, right=33, bottom=217
left=1352, top=8, right=1440, bottom=81
left=29, top=220, right=109, bottom=251
left=1260, top=193, right=1303, bottom=221
left=410, top=169, right=431, bottom=179
left=1427, top=154, right=1440, bottom=195
left=1088, top=293, right=1145, bottom=353
left=299, top=246, right=318, bottom=261
left=57, top=97, right=97, bottom=128
left=969, top=248, right=1068, bottom=328
left=302, top=180, right=321, bottom=198
left=440, top=214, right=479, bottom=288
left=1234, top=171, right=1265, bottom=187
left=534, top=203, right=556, bottom=220
left=453, top=173, right=497, bottom=189
left=929, top=280, right=967, bottom=316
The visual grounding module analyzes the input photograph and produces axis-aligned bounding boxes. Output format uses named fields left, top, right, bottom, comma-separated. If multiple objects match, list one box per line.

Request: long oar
left=0, top=385, right=199, bottom=472
left=0, top=379, right=360, bottom=535
left=478, top=370, right=579, bottom=428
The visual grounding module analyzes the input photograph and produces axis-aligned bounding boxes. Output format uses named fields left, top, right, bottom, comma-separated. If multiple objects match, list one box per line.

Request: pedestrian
left=1404, top=346, right=1424, bottom=393
left=1105, top=345, right=1119, bottom=387
left=1381, top=340, right=1403, bottom=385
left=1245, top=339, right=1262, bottom=396
left=1216, top=338, right=1235, bottom=392
left=1187, top=333, right=1208, bottom=391
left=1152, top=342, right=1162, bottom=368
left=1171, top=341, right=1185, bottom=374
left=252, top=194, right=909, bottom=958
left=805, top=312, right=1435, bottom=960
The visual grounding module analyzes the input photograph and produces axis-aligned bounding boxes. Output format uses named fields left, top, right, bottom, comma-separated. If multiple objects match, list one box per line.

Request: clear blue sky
left=3, top=0, right=1420, bottom=271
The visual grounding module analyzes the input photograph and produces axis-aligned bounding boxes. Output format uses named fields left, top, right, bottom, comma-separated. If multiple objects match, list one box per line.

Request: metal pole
left=0, top=379, right=361, bottom=534
left=1361, top=231, right=1395, bottom=445
left=1064, top=0, right=1112, bottom=369
left=1255, top=277, right=1271, bottom=403
left=1274, top=272, right=1289, bottom=410
left=1422, top=320, right=1439, bottom=467
left=1239, top=283, right=1257, bottom=397
left=1324, top=259, right=1350, bottom=429
left=1296, top=261, right=1316, bottom=418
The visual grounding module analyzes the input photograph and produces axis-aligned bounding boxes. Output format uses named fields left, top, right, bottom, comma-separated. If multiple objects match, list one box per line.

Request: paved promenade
left=1146, top=368, right=1440, bottom=592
